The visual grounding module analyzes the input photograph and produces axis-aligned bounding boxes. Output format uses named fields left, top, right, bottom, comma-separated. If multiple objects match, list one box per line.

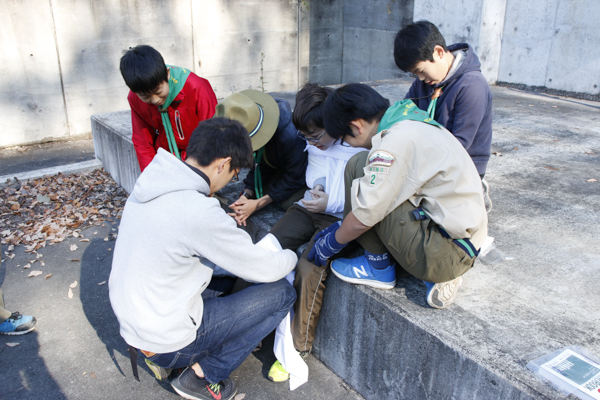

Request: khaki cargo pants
left=345, top=151, right=476, bottom=283
left=269, top=204, right=354, bottom=352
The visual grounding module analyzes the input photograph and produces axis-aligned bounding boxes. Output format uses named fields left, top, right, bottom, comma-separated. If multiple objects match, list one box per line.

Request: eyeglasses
left=230, top=169, right=240, bottom=183
left=298, top=129, right=326, bottom=143
left=338, top=135, right=352, bottom=147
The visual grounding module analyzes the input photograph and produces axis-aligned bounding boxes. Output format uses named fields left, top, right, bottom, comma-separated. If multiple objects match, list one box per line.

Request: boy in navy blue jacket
left=394, top=20, right=493, bottom=211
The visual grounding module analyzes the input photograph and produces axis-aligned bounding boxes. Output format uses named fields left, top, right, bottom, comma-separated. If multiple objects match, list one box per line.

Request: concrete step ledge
left=0, top=158, right=103, bottom=187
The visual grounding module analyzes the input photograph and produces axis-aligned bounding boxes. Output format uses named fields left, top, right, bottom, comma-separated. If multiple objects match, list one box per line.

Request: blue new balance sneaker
left=331, top=256, right=396, bottom=290
left=424, top=276, right=463, bottom=309
left=0, top=312, right=37, bottom=335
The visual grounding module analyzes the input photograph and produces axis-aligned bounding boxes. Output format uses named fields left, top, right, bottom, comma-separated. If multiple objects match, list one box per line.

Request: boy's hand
left=228, top=195, right=259, bottom=226
left=301, top=189, right=328, bottom=213
left=308, top=221, right=346, bottom=267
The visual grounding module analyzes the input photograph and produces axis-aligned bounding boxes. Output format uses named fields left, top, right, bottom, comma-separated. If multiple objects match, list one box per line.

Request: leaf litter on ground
left=0, top=169, right=126, bottom=252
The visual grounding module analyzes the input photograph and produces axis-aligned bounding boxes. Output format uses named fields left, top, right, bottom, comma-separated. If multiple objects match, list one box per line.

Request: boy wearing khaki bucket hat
left=215, top=90, right=308, bottom=225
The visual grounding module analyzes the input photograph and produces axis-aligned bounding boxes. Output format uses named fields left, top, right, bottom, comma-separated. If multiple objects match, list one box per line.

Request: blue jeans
left=146, top=279, right=296, bottom=383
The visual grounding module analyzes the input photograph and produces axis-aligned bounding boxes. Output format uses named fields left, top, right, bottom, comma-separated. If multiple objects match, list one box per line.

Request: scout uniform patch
left=368, top=150, right=395, bottom=167
left=367, top=150, right=394, bottom=185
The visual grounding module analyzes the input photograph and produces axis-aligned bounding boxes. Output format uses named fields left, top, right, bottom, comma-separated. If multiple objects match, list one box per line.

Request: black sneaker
left=171, top=367, right=237, bottom=400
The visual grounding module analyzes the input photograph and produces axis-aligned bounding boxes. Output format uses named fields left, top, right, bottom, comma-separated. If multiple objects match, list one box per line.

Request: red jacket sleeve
left=191, top=76, right=217, bottom=121
left=128, top=92, right=158, bottom=172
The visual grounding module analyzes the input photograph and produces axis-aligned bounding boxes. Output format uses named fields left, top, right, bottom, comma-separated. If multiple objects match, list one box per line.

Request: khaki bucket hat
left=215, top=90, right=280, bottom=151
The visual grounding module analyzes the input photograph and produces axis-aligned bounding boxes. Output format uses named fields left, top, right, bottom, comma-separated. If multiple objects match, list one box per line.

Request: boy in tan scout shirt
left=308, top=83, right=488, bottom=308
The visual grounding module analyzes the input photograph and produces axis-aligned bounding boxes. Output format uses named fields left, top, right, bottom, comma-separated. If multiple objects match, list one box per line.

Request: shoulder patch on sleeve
left=368, top=150, right=395, bottom=167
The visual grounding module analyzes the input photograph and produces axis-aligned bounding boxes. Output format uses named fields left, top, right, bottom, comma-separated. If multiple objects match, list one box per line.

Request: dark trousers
left=146, top=279, right=295, bottom=383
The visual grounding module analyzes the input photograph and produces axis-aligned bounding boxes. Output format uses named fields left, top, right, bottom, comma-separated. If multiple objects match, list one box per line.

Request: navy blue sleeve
left=449, top=75, right=492, bottom=151
left=266, top=130, right=307, bottom=203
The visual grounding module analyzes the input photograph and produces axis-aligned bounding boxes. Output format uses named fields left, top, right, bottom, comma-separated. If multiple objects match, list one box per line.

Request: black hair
left=120, top=45, right=169, bottom=94
left=394, top=20, right=448, bottom=72
left=322, top=83, right=390, bottom=140
left=186, top=118, right=254, bottom=170
left=292, top=83, right=333, bottom=134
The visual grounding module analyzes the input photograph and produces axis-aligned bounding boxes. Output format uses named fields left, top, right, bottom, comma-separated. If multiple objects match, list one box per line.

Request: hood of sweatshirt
left=132, top=148, right=210, bottom=203
left=435, top=43, right=481, bottom=89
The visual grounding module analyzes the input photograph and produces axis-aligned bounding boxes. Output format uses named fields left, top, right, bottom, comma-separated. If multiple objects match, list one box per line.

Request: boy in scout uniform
left=307, top=83, right=488, bottom=308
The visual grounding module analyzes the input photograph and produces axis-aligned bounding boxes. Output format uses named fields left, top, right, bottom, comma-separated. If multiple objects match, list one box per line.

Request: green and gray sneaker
left=145, top=358, right=172, bottom=381
left=268, top=351, right=309, bottom=383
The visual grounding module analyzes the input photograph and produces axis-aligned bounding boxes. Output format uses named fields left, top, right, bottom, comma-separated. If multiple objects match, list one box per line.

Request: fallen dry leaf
left=89, top=372, right=97, bottom=379
left=103, top=237, right=109, bottom=242
left=70, top=244, right=78, bottom=251
left=28, top=270, right=42, bottom=278
left=80, top=239, right=90, bottom=242
left=36, top=253, right=43, bottom=259
left=585, top=152, right=596, bottom=155
left=70, top=281, right=78, bottom=289
left=7, top=245, right=14, bottom=251
left=45, top=273, right=52, bottom=279
left=98, top=281, right=106, bottom=285
left=23, top=263, right=31, bottom=269
left=5, top=343, right=20, bottom=347
left=0, top=169, right=127, bottom=252
left=544, top=166, right=560, bottom=171
left=93, top=231, right=98, bottom=235
left=69, top=259, right=80, bottom=262
left=82, top=371, right=87, bottom=375
left=494, top=152, right=502, bottom=157
left=234, top=394, right=246, bottom=400
left=68, top=288, right=73, bottom=299
left=586, top=178, right=598, bottom=183
left=7, top=253, right=15, bottom=259
left=40, top=261, right=45, bottom=267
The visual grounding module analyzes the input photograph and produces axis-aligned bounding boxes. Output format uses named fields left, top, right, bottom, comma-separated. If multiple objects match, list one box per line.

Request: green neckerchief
left=253, top=148, right=264, bottom=199
left=378, top=99, right=443, bottom=132
left=158, top=65, right=191, bottom=159
left=426, top=87, right=444, bottom=119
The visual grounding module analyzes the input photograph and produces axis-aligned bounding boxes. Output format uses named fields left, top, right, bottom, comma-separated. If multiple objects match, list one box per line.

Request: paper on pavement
left=257, top=234, right=309, bottom=390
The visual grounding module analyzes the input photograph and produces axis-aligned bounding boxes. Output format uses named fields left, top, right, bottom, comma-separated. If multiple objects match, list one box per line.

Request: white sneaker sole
left=427, top=277, right=463, bottom=309
left=331, top=268, right=396, bottom=290
left=0, top=326, right=36, bottom=335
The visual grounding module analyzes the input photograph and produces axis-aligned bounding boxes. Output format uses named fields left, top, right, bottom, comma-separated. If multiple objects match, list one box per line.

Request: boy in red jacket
left=120, top=45, right=218, bottom=171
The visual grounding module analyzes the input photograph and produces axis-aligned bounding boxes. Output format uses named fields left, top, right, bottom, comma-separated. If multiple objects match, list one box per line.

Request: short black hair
left=322, top=83, right=390, bottom=140
left=394, top=20, right=448, bottom=72
left=292, top=83, right=333, bottom=134
left=120, top=45, right=169, bottom=94
left=186, top=118, right=254, bottom=170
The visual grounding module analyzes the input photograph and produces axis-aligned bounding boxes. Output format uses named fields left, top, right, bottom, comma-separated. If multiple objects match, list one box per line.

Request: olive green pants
left=270, top=205, right=354, bottom=351
left=344, top=152, right=475, bottom=283
left=0, top=289, right=11, bottom=323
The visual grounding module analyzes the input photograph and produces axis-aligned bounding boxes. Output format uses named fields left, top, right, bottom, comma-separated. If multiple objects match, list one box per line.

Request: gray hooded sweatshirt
left=109, top=149, right=297, bottom=353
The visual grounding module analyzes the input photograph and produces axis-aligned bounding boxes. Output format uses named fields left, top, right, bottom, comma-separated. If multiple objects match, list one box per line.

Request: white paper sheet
left=257, top=234, right=309, bottom=390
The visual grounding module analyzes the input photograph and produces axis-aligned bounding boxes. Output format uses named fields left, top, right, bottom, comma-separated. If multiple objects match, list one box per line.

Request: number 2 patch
left=369, top=173, right=376, bottom=186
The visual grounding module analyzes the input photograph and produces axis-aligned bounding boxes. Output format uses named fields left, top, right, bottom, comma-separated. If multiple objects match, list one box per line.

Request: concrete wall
left=2, top=0, right=599, bottom=148
left=0, top=0, right=300, bottom=149
left=498, top=0, right=600, bottom=95
left=303, top=0, right=413, bottom=85
left=413, top=0, right=600, bottom=98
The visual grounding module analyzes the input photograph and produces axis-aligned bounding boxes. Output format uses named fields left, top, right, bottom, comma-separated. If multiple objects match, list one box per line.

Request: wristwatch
left=240, top=190, right=254, bottom=199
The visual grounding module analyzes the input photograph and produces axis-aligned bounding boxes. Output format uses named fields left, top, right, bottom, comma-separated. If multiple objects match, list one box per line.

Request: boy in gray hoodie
left=109, top=118, right=298, bottom=400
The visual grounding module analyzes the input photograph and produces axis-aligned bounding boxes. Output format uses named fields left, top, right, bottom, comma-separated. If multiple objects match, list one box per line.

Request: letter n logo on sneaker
left=206, top=385, right=221, bottom=400
left=353, top=265, right=368, bottom=278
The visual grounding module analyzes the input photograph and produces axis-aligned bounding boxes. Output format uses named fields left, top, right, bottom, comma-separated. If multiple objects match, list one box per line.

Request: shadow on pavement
left=78, top=234, right=177, bottom=396
left=0, top=247, right=66, bottom=400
